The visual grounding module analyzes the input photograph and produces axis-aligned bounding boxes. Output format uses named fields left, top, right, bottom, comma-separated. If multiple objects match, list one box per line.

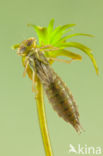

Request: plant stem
left=35, top=75, right=53, bottom=156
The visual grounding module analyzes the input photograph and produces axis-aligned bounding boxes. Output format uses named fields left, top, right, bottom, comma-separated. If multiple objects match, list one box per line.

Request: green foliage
left=45, top=49, right=82, bottom=60
left=29, top=19, right=98, bottom=74
left=55, top=42, right=98, bottom=74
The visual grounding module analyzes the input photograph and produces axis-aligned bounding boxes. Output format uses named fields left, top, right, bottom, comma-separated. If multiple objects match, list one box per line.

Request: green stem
left=35, top=75, right=53, bottom=156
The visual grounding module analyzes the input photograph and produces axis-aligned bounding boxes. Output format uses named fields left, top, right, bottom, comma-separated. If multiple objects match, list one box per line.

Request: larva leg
left=40, top=45, right=53, bottom=49
left=32, top=71, right=36, bottom=92
left=23, top=60, right=29, bottom=77
left=40, top=45, right=60, bottom=51
left=40, top=45, right=54, bottom=49
left=48, top=57, right=74, bottom=64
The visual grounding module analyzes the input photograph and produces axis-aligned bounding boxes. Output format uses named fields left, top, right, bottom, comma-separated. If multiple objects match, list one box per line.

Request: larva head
left=17, top=37, right=36, bottom=56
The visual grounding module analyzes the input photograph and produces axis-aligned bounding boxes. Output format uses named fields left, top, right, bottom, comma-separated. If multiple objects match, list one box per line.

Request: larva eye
left=17, top=37, right=36, bottom=56
left=26, top=39, right=34, bottom=46
left=26, top=38, right=36, bottom=47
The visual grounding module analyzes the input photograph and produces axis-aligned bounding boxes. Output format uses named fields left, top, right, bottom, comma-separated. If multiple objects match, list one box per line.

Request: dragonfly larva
left=17, top=38, right=82, bottom=133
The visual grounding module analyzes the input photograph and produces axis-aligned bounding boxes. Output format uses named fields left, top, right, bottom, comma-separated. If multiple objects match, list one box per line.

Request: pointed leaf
left=48, top=19, right=55, bottom=34
left=28, top=24, right=48, bottom=45
left=59, top=33, right=94, bottom=42
left=49, top=25, right=61, bottom=42
left=47, top=19, right=55, bottom=44
left=57, top=42, right=98, bottom=74
left=45, top=49, right=82, bottom=60
left=50, top=24, right=76, bottom=44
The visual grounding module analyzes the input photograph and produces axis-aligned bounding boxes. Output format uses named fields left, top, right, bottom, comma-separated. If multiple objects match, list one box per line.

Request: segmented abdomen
left=44, top=71, right=81, bottom=133
left=30, top=51, right=82, bottom=133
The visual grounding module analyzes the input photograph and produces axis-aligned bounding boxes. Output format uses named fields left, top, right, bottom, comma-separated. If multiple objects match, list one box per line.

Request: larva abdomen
left=44, top=71, right=81, bottom=133
left=29, top=50, right=82, bottom=133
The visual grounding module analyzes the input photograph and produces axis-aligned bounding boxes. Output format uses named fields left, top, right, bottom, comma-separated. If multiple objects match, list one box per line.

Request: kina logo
left=69, top=144, right=102, bottom=155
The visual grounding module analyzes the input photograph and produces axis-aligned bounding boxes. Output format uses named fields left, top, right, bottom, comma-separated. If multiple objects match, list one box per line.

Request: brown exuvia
left=29, top=49, right=82, bottom=133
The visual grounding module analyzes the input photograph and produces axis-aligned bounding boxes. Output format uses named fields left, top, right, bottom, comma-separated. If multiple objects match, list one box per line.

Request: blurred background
left=0, top=0, right=103, bottom=155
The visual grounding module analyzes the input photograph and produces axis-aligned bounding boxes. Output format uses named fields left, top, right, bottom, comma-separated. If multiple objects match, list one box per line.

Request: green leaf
left=50, top=24, right=76, bottom=44
left=28, top=20, right=98, bottom=74
left=49, top=25, right=61, bottom=42
left=28, top=24, right=48, bottom=46
left=48, top=19, right=54, bottom=35
left=57, top=42, right=98, bottom=74
left=58, top=33, right=94, bottom=42
left=45, top=49, right=82, bottom=60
